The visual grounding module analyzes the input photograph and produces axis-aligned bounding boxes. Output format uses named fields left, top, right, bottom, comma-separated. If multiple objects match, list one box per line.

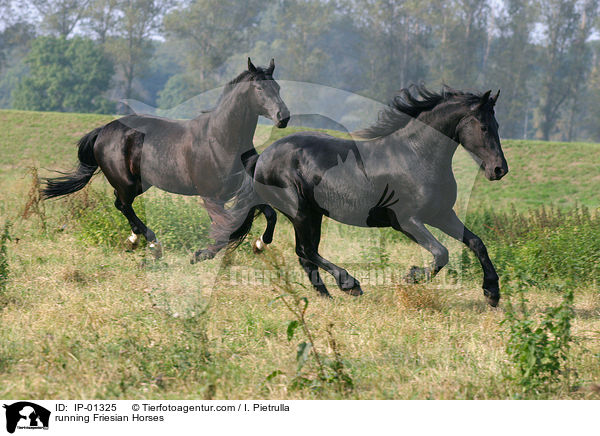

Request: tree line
left=0, top=0, right=599, bottom=141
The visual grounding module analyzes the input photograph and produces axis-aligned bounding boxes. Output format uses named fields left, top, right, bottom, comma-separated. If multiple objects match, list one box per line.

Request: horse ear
left=490, top=89, right=500, bottom=105
left=475, top=90, right=492, bottom=110
left=267, top=58, right=275, bottom=74
left=248, top=57, right=257, bottom=73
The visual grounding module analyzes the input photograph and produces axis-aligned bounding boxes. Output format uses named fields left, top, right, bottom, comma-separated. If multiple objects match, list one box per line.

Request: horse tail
left=42, top=127, right=102, bottom=199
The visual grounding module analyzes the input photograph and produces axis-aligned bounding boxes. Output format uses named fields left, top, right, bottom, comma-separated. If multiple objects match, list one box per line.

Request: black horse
left=214, top=85, right=508, bottom=306
left=42, top=59, right=290, bottom=260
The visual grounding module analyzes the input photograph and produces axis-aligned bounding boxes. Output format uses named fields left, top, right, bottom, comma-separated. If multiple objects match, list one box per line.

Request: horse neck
left=205, top=87, right=258, bottom=154
left=389, top=102, right=467, bottom=164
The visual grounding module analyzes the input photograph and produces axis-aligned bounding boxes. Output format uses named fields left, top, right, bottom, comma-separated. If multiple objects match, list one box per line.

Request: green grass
left=0, top=109, right=598, bottom=399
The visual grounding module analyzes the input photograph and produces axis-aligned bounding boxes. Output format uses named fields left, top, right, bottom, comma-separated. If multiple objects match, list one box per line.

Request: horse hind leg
left=114, top=191, right=162, bottom=259
left=253, top=205, right=277, bottom=253
left=394, top=217, right=449, bottom=284
left=292, top=211, right=363, bottom=297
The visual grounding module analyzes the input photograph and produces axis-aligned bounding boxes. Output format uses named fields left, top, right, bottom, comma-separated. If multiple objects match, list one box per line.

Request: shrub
left=461, top=205, right=599, bottom=287
left=502, top=277, right=575, bottom=394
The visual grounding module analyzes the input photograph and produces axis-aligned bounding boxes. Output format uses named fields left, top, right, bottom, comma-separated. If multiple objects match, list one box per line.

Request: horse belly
left=140, top=143, right=198, bottom=195
left=313, top=178, right=376, bottom=227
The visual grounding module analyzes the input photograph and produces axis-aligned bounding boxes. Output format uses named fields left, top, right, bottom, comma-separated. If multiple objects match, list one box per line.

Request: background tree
left=26, top=0, right=92, bottom=37
left=105, top=0, right=171, bottom=100
left=536, top=0, right=587, bottom=140
left=1, top=0, right=599, bottom=140
left=12, top=36, right=114, bottom=112
left=84, top=0, right=120, bottom=43
left=0, top=21, right=36, bottom=107
left=486, top=0, right=539, bottom=139
left=159, top=0, right=264, bottom=106
left=349, top=0, right=430, bottom=99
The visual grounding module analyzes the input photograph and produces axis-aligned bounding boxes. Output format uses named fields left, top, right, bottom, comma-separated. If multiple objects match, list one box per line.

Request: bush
left=13, top=36, right=114, bottom=113
left=461, top=205, right=599, bottom=287
left=502, top=277, right=575, bottom=394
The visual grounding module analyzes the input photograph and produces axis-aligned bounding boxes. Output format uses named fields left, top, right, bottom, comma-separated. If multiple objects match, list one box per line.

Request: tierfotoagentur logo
left=2, top=402, right=50, bottom=433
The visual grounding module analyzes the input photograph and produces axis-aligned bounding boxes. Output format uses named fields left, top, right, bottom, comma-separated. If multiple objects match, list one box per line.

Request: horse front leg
left=395, top=217, right=449, bottom=284
left=428, top=210, right=500, bottom=307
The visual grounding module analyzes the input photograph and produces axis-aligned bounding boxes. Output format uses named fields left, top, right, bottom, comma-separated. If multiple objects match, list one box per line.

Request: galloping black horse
left=214, top=85, right=508, bottom=306
left=42, top=59, right=290, bottom=260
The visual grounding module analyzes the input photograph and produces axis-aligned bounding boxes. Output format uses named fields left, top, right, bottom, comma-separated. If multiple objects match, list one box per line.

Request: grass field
left=0, top=109, right=598, bottom=399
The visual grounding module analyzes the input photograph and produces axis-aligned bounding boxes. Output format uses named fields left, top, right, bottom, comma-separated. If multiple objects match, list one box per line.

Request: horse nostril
left=279, top=117, right=289, bottom=127
left=494, top=167, right=503, bottom=178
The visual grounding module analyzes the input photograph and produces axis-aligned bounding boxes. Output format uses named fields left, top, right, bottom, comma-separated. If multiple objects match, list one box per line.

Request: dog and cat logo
left=3, top=402, right=50, bottom=433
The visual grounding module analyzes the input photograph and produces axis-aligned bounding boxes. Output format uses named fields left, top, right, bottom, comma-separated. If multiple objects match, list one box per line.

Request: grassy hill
left=0, top=109, right=598, bottom=400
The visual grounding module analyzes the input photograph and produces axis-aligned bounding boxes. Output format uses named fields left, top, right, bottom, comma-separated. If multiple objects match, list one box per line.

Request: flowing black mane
left=222, top=67, right=272, bottom=95
left=355, top=85, right=484, bottom=139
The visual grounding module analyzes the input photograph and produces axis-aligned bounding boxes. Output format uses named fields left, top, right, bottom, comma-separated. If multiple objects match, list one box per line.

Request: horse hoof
left=125, top=232, right=139, bottom=250
left=404, top=266, right=426, bottom=284
left=253, top=237, right=266, bottom=253
left=149, top=240, right=163, bottom=259
left=484, top=289, right=500, bottom=307
left=191, top=250, right=214, bottom=264
left=343, top=285, right=364, bottom=297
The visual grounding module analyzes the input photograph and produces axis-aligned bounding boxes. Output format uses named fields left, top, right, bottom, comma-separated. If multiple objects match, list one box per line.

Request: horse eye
left=481, top=125, right=488, bottom=132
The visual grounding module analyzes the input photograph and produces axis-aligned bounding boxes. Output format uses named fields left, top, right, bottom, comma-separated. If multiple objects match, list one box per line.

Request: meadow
left=0, top=109, right=598, bottom=399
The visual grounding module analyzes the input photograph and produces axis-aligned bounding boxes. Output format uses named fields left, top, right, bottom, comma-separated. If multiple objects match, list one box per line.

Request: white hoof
left=126, top=231, right=139, bottom=249
left=253, top=236, right=266, bottom=253
left=149, top=240, right=163, bottom=259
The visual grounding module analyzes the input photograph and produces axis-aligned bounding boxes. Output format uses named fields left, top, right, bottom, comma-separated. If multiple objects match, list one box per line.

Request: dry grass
left=1, top=221, right=598, bottom=400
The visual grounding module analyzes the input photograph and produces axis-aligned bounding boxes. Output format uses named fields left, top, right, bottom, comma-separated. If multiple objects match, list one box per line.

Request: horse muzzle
left=272, top=107, right=290, bottom=128
left=485, top=162, right=509, bottom=180
left=276, top=114, right=290, bottom=129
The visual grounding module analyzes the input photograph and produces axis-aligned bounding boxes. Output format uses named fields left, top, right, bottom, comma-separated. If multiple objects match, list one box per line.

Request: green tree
left=84, top=0, right=120, bottom=43
left=536, top=0, right=597, bottom=140
left=349, top=0, right=430, bottom=98
left=425, top=0, right=490, bottom=88
left=0, top=21, right=35, bottom=108
left=13, top=36, right=114, bottom=113
left=162, top=0, right=264, bottom=96
left=562, top=0, right=598, bottom=141
left=486, top=0, right=539, bottom=139
left=105, top=0, right=170, bottom=99
left=26, top=0, right=91, bottom=37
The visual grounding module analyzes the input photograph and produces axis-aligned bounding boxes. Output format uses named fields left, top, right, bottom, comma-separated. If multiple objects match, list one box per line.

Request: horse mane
left=223, top=67, right=272, bottom=95
left=202, top=67, right=273, bottom=113
left=354, top=84, right=483, bottom=139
